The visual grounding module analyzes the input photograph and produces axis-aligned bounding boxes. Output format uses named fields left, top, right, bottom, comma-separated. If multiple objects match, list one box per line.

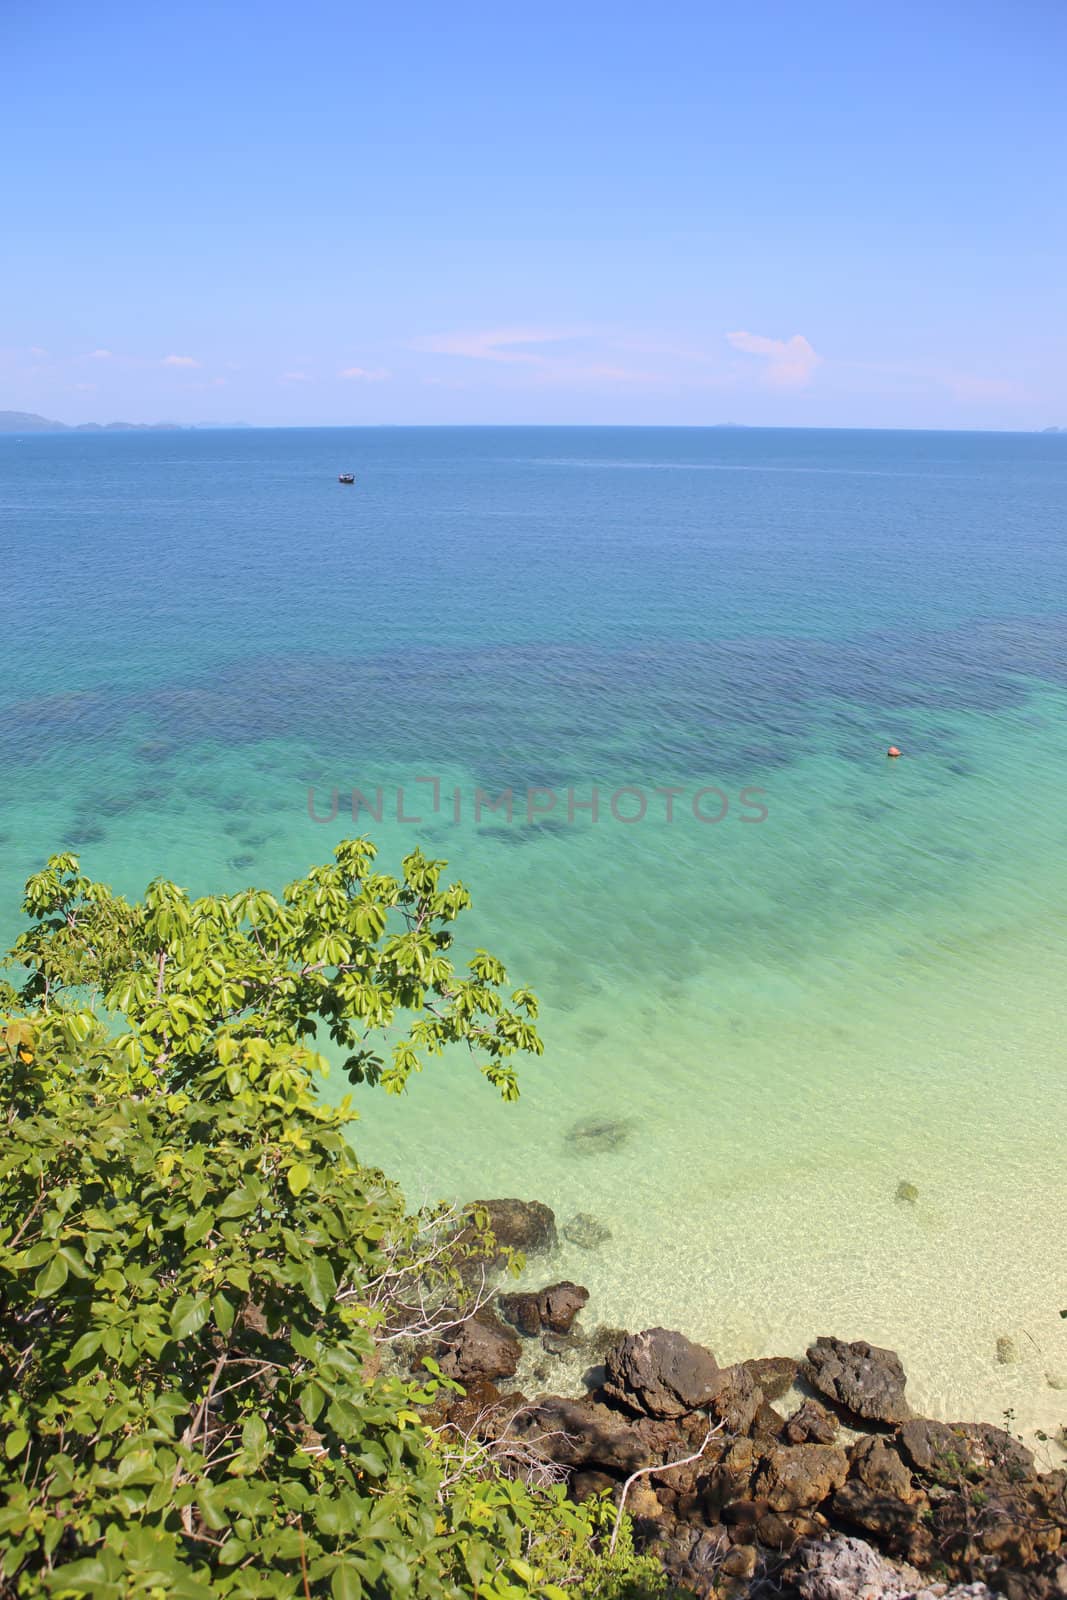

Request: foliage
left=0, top=846, right=662, bottom=1599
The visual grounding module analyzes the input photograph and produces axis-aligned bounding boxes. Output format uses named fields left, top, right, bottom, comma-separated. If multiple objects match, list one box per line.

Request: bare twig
left=609, top=1420, right=723, bottom=1557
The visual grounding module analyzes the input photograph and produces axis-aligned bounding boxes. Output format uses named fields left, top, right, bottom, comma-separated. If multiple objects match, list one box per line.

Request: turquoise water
left=3, top=426, right=1066, bottom=1450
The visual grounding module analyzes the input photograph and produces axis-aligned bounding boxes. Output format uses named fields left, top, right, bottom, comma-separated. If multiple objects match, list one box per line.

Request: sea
left=2, top=424, right=1065, bottom=1453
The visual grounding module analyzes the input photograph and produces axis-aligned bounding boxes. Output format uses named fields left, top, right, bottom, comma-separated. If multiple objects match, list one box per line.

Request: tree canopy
left=0, top=843, right=666, bottom=1600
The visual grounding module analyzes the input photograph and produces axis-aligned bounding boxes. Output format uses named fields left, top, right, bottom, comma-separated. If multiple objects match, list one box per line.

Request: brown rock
left=785, top=1397, right=840, bottom=1445
left=754, top=1399, right=789, bottom=1440
left=757, top=1510, right=826, bottom=1552
left=753, top=1441, right=849, bottom=1511
left=464, top=1198, right=558, bottom=1268
left=497, top=1291, right=542, bottom=1336
left=627, top=1483, right=667, bottom=1522
left=498, top=1280, right=590, bottom=1337
left=721, top=1544, right=757, bottom=1579
left=743, top=1355, right=800, bottom=1401
left=806, top=1336, right=911, bottom=1425
left=896, top=1416, right=1035, bottom=1479
left=698, top=1437, right=759, bottom=1519
left=705, top=1362, right=764, bottom=1435
left=849, top=1433, right=920, bottom=1502
left=570, top=1468, right=618, bottom=1501
left=539, top=1281, right=589, bottom=1334
left=513, top=1393, right=684, bottom=1475
left=436, top=1310, right=520, bottom=1382
left=604, top=1327, right=721, bottom=1417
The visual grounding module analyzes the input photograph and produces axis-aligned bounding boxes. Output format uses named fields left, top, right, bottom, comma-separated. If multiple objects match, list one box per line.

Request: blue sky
left=2, top=0, right=1064, bottom=428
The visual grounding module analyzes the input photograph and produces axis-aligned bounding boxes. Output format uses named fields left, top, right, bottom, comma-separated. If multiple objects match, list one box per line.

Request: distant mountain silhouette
left=0, top=410, right=184, bottom=433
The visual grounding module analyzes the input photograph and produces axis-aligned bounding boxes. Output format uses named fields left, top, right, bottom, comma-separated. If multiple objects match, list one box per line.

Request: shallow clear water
left=3, top=425, right=1065, bottom=1453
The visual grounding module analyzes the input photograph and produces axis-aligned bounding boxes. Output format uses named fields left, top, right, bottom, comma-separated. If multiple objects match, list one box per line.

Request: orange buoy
left=887, top=746, right=901, bottom=758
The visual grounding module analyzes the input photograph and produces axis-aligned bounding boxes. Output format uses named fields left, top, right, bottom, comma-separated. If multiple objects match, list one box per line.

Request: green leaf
left=169, top=1295, right=209, bottom=1340
left=34, top=1254, right=69, bottom=1297
left=307, top=1255, right=336, bottom=1311
left=4, top=1428, right=28, bottom=1460
left=287, top=1161, right=311, bottom=1196
left=331, top=1563, right=363, bottom=1600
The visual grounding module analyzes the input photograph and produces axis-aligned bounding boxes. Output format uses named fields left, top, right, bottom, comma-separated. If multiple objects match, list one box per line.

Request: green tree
left=0, top=844, right=671, bottom=1600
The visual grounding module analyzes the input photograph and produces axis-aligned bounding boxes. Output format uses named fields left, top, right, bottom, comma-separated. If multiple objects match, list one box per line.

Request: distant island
left=0, top=411, right=252, bottom=434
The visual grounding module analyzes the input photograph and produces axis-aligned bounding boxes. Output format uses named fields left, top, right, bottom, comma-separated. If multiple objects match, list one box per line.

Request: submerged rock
left=463, top=1198, right=558, bottom=1268
left=744, top=1354, right=800, bottom=1401
left=806, top=1337, right=911, bottom=1425
left=996, top=1334, right=1019, bottom=1364
left=564, top=1116, right=634, bottom=1156
left=562, top=1211, right=612, bottom=1249
left=895, top=1180, right=920, bottom=1204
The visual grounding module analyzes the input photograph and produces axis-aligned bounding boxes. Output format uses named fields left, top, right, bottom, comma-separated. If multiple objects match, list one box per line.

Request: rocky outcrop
left=414, top=1232, right=1065, bottom=1600
left=806, top=1337, right=912, bottom=1425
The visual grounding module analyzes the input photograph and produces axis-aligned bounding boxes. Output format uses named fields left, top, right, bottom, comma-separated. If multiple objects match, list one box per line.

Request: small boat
left=338, top=472, right=356, bottom=484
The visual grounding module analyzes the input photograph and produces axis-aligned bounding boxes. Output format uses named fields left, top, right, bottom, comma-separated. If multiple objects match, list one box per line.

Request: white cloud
left=339, top=365, right=390, bottom=381
left=162, top=354, right=200, bottom=368
left=90, top=348, right=114, bottom=360
left=944, top=374, right=1024, bottom=404
left=413, top=327, right=585, bottom=365
left=30, top=346, right=49, bottom=358
left=414, top=326, right=673, bottom=388
left=72, top=382, right=97, bottom=392
left=282, top=371, right=311, bottom=383
left=727, top=330, right=820, bottom=389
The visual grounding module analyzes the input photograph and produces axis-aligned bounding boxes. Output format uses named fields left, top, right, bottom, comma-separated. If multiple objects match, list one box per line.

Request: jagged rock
left=757, top=1509, right=827, bottom=1552
left=896, top=1180, right=920, bottom=1204
left=849, top=1434, right=921, bottom=1503
left=604, top=1327, right=721, bottom=1418
left=786, top=1398, right=840, bottom=1445
left=563, top=1211, right=612, bottom=1249
left=704, top=1362, right=763, bottom=1435
left=754, top=1399, right=789, bottom=1439
left=436, top=1310, right=521, bottom=1382
left=540, top=1281, right=589, bottom=1334
left=720, top=1544, right=757, bottom=1578
left=896, top=1417, right=1034, bottom=1478
left=627, top=1483, right=667, bottom=1522
left=832, top=1437, right=928, bottom=1550
left=498, top=1280, right=589, bottom=1337
left=511, top=1393, right=684, bottom=1475
left=807, top=1337, right=911, bottom=1424
left=786, top=1533, right=997, bottom=1599
left=752, top=1441, right=850, bottom=1511
left=744, top=1354, right=800, bottom=1401
left=498, top=1291, right=542, bottom=1336
left=465, top=1198, right=558, bottom=1267
left=694, top=1436, right=759, bottom=1519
